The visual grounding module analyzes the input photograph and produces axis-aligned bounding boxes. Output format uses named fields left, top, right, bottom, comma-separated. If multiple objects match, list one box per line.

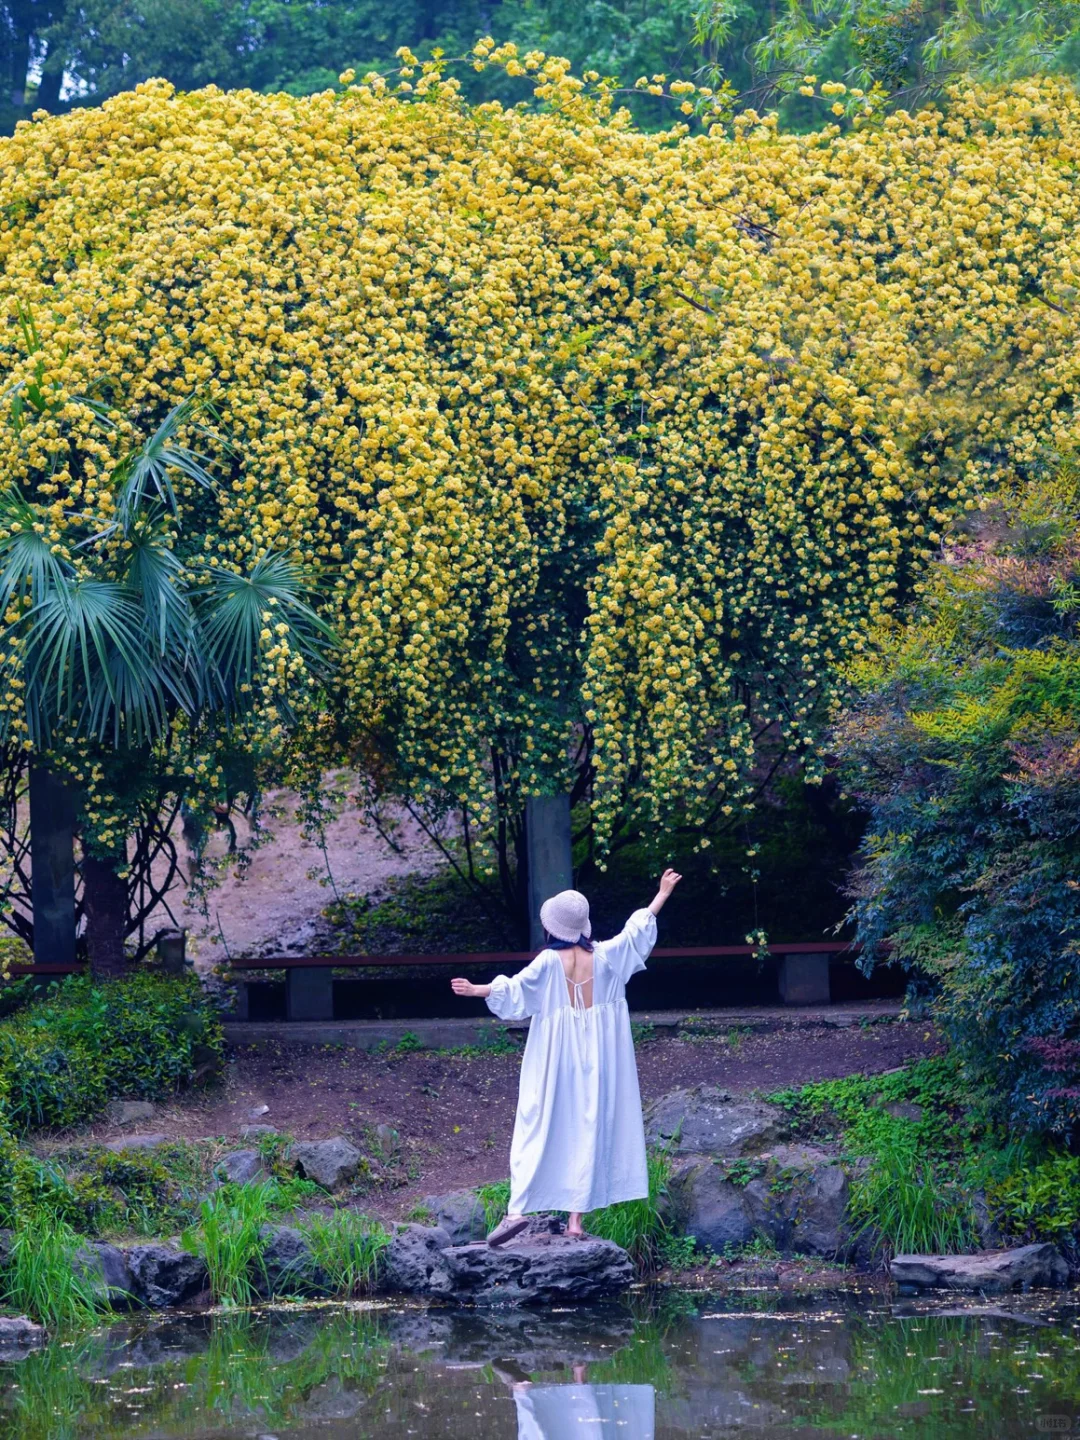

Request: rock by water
left=644, top=1087, right=788, bottom=1157
left=669, top=1144, right=851, bottom=1258
left=125, top=1244, right=209, bottom=1308
left=891, top=1244, right=1069, bottom=1293
left=0, top=1315, right=46, bottom=1359
left=257, top=1225, right=327, bottom=1297
left=421, top=1190, right=488, bottom=1245
left=383, top=1223, right=633, bottom=1305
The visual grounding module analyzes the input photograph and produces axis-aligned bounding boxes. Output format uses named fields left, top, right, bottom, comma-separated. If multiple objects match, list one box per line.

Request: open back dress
left=485, top=908, right=656, bottom=1215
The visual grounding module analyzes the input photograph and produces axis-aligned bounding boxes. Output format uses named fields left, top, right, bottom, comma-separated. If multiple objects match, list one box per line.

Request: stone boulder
left=125, top=1243, right=209, bottom=1308
left=644, top=1087, right=788, bottom=1157
left=215, top=1149, right=266, bottom=1185
left=292, top=1137, right=362, bottom=1191
left=0, top=1315, right=46, bottom=1359
left=75, top=1242, right=137, bottom=1308
left=256, top=1225, right=327, bottom=1298
left=891, top=1244, right=1069, bottom=1293
left=422, top=1190, right=488, bottom=1245
left=104, top=1134, right=169, bottom=1153
left=105, top=1100, right=157, bottom=1128
left=383, top=1224, right=456, bottom=1294
left=382, top=1223, right=633, bottom=1306
left=669, top=1145, right=850, bottom=1258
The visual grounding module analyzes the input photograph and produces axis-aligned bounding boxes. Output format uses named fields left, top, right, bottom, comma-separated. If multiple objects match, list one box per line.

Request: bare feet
left=566, top=1210, right=586, bottom=1239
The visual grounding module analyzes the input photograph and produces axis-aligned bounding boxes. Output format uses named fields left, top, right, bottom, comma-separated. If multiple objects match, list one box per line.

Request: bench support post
left=29, top=767, right=77, bottom=969
left=286, top=966, right=334, bottom=1021
left=778, top=953, right=831, bottom=1005
left=526, top=794, right=574, bottom=951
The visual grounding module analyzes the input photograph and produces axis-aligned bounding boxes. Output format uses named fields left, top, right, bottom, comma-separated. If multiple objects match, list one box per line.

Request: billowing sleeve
left=604, top=908, right=657, bottom=982
left=486, top=952, right=551, bottom=1020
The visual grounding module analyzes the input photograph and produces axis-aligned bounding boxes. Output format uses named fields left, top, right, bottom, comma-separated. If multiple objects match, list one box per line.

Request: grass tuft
left=183, top=1181, right=279, bottom=1305
left=300, top=1210, right=389, bottom=1295
left=1, top=1220, right=110, bottom=1329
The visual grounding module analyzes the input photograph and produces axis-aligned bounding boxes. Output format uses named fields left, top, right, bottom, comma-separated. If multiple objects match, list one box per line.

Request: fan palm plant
left=0, top=399, right=336, bottom=976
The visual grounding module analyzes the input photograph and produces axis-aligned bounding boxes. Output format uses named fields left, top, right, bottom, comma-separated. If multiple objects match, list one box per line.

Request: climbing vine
left=0, top=53, right=1077, bottom=864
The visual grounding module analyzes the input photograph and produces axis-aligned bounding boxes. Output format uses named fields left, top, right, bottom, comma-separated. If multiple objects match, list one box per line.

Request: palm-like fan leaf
left=0, top=485, right=72, bottom=612
left=14, top=578, right=195, bottom=746
left=197, top=551, right=337, bottom=710
left=111, top=398, right=218, bottom=528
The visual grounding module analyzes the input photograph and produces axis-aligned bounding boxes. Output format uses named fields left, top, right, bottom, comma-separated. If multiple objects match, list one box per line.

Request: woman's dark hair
left=545, top=932, right=595, bottom=952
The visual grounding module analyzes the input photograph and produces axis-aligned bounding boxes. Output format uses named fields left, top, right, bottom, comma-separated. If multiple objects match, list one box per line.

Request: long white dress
left=486, top=908, right=656, bottom=1214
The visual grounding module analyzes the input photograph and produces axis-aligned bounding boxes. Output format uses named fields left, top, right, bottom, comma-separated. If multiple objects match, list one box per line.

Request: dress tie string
left=568, top=977, right=593, bottom=1016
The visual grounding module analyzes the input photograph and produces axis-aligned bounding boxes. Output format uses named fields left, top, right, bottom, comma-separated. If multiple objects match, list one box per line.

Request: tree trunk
left=83, top=845, right=130, bottom=979
left=36, top=42, right=64, bottom=112
left=29, top=767, right=77, bottom=967
left=10, top=28, right=31, bottom=110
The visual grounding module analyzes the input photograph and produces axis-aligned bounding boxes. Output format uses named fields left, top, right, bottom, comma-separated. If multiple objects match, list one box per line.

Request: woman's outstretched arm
left=451, top=978, right=492, bottom=998
left=647, top=868, right=683, bottom=916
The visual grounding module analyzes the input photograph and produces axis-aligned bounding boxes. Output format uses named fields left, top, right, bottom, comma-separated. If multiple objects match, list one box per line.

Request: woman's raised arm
left=648, top=868, right=683, bottom=916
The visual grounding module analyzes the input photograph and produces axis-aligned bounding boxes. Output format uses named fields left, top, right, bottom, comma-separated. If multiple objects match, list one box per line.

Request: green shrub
left=983, top=1150, right=1080, bottom=1241
left=0, top=972, right=223, bottom=1134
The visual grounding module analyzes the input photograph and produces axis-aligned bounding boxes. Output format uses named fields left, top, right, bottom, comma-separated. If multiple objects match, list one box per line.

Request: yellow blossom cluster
left=0, top=65, right=1077, bottom=844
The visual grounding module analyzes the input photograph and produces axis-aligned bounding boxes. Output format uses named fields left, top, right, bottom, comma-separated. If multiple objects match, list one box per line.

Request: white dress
left=486, top=908, right=656, bottom=1214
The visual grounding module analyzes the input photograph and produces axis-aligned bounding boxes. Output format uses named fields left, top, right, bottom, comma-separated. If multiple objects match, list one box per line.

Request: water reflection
left=1, top=1292, right=1078, bottom=1438
left=514, top=1380, right=654, bottom=1440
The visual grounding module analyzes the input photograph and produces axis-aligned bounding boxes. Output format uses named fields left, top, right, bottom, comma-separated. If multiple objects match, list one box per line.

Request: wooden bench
left=226, top=942, right=857, bottom=1020
left=8, top=942, right=860, bottom=1018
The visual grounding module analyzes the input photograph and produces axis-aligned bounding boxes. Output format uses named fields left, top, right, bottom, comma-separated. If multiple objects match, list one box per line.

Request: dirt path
left=86, top=1019, right=941, bottom=1219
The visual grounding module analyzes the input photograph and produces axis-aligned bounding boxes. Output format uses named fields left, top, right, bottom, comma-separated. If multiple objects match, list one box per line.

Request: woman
left=451, top=868, right=682, bottom=1245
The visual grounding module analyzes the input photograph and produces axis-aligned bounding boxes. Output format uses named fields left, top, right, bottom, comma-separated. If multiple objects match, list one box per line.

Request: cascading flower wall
left=0, top=55, right=1078, bottom=851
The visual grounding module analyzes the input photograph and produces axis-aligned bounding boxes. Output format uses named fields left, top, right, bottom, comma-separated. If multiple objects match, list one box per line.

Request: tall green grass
left=585, top=1149, right=672, bottom=1272
left=1, top=1220, right=110, bottom=1329
left=476, top=1180, right=511, bottom=1230
left=848, top=1136, right=974, bottom=1256
left=184, top=1181, right=279, bottom=1305
left=300, top=1211, right=389, bottom=1295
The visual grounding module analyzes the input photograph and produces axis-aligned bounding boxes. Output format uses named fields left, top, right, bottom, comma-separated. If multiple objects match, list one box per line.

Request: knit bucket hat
left=539, top=889, right=592, bottom=944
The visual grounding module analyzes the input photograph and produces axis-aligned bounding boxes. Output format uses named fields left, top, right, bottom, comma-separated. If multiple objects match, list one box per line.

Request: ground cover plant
left=771, top=1056, right=1080, bottom=1260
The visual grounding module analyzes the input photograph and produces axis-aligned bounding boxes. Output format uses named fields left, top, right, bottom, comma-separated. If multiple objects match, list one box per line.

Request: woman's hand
left=451, top=978, right=492, bottom=998
left=648, top=868, right=683, bottom=915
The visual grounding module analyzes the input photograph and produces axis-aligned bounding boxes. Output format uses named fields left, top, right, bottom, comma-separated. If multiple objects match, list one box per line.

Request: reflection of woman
left=452, top=872, right=681, bottom=1244
left=511, top=1367, right=655, bottom=1440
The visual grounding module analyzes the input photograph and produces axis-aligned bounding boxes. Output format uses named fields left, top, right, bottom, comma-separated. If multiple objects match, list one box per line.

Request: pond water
left=2, top=1290, right=1079, bottom=1439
